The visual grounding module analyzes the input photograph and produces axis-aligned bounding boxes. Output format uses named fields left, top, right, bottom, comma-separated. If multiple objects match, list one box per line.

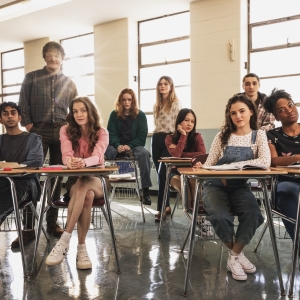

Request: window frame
left=1, top=48, right=24, bottom=104
left=248, top=0, right=300, bottom=81
left=60, top=33, right=95, bottom=99
left=138, top=11, right=190, bottom=132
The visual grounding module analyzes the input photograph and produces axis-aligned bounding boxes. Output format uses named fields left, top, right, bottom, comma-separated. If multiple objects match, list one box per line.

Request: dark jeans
left=30, top=126, right=63, bottom=222
left=0, top=179, right=35, bottom=228
left=151, top=133, right=171, bottom=211
left=277, top=180, right=300, bottom=241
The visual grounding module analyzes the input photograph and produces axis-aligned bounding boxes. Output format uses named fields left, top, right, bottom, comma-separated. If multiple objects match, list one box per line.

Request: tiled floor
left=0, top=195, right=299, bottom=300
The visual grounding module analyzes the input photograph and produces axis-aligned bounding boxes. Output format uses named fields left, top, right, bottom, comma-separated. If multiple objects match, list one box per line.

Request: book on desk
left=202, top=163, right=268, bottom=171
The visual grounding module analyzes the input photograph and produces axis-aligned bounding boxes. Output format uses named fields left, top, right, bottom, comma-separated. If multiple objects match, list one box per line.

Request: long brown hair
left=115, top=88, right=139, bottom=120
left=66, top=97, right=101, bottom=152
left=220, top=94, right=258, bottom=148
left=154, top=76, right=179, bottom=118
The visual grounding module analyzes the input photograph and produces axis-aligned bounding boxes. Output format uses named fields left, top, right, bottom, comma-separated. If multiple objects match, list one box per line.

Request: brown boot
left=11, top=230, right=36, bottom=248
left=46, top=221, right=63, bottom=237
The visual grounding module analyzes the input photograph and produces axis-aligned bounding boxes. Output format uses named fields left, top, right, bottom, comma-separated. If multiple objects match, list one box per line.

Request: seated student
left=264, top=89, right=300, bottom=241
left=197, top=94, right=270, bottom=281
left=105, top=88, right=152, bottom=205
left=241, top=73, right=275, bottom=131
left=0, top=102, right=43, bottom=248
left=157, top=108, right=207, bottom=222
left=46, top=97, right=108, bottom=269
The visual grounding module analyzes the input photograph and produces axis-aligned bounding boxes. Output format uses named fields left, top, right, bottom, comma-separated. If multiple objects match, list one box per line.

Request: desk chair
left=106, top=158, right=145, bottom=222
left=35, top=175, right=120, bottom=274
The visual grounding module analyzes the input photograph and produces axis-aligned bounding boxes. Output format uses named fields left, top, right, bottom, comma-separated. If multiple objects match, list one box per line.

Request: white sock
left=60, top=231, right=71, bottom=244
left=77, top=244, right=86, bottom=251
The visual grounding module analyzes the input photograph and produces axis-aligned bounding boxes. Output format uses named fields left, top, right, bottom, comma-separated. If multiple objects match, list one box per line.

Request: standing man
left=242, top=73, right=275, bottom=131
left=0, top=102, right=43, bottom=247
left=105, top=88, right=152, bottom=205
left=19, top=41, right=77, bottom=237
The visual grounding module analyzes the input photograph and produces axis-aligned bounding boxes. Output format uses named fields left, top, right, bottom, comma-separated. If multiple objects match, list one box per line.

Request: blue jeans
left=203, top=183, right=264, bottom=245
left=277, top=181, right=300, bottom=241
left=105, top=145, right=152, bottom=188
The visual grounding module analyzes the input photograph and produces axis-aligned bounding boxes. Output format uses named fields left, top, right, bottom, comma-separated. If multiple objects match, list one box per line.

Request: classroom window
left=1, top=49, right=24, bottom=103
left=139, top=11, right=190, bottom=133
left=61, top=33, right=94, bottom=102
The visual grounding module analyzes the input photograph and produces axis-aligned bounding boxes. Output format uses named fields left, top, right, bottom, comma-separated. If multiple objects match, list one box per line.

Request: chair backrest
left=191, top=154, right=209, bottom=166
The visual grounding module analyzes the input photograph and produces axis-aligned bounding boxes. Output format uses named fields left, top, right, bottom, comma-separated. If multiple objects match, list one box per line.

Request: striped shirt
left=19, top=67, right=77, bottom=126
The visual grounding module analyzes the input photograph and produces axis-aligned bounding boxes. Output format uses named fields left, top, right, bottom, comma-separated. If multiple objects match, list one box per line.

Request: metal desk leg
left=158, top=164, right=172, bottom=239
left=183, top=177, right=202, bottom=296
left=8, top=177, right=27, bottom=277
left=288, top=189, right=300, bottom=298
left=133, top=160, right=145, bottom=222
left=31, top=176, right=52, bottom=276
left=180, top=174, right=191, bottom=253
left=259, top=179, right=285, bottom=296
left=100, top=177, right=121, bottom=274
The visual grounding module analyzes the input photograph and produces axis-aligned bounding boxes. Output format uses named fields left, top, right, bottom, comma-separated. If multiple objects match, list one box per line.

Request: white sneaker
left=227, top=255, right=247, bottom=280
left=46, top=239, right=69, bottom=266
left=238, top=252, right=256, bottom=273
left=199, top=217, right=213, bottom=237
left=76, top=249, right=92, bottom=269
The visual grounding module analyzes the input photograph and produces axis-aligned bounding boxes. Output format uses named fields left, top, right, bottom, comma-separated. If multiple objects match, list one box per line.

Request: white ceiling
left=0, top=0, right=192, bottom=53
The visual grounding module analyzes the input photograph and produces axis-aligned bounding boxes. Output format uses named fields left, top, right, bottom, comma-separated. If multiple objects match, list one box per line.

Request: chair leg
left=181, top=227, right=191, bottom=253
left=171, top=192, right=180, bottom=219
left=28, top=202, right=50, bottom=242
left=253, top=220, right=268, bottom=252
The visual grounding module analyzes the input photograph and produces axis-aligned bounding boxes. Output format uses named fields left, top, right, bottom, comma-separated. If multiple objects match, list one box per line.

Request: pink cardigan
left=60, top=125, right=109, bottom=167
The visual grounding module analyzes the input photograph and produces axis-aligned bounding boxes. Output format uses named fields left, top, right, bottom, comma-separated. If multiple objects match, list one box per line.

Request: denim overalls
left=202, top=130, right=264, bottom=245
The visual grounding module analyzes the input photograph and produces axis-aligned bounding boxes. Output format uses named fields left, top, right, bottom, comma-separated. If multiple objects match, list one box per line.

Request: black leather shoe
left=142, top=188, right=151, bottom=205
left=47, top=221, right=64, bottom=237
left=11, top=230, right=36, bottom=248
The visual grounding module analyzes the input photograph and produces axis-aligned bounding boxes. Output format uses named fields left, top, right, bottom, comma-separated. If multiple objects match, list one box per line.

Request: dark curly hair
left=66, top=97, right=101, bottom=152
left=220, top=94, right=258, bottom=148
left=263, top=88, right=293, bottom=118
left=171, top=108, right=197, bottom=151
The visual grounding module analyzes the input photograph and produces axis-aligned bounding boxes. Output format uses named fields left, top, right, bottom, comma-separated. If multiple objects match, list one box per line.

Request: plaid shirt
left=19, top=67, right=77, bottom=126
left=243, top=92, right=275, bottom=131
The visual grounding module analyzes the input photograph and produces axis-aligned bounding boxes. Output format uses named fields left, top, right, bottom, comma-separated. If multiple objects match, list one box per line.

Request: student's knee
left=84, top=190, right=94, bottom=207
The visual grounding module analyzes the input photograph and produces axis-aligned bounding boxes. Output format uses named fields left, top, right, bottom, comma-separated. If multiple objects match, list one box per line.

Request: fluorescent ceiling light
left=0, top=0, right=72, bottom=22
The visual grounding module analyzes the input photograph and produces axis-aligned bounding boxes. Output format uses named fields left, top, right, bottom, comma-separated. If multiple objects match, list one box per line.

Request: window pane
left=3, top=86, right=21, bottom=94
left=146, top=115, right=154, bottom=133
left=61, top=34, right=94, bottom=57
left=141, top=40, right=190, bottom=65
left=252, top=19, right=300, bottom=49
left=250, top=0, right=300, bottom=23
left=3, top=95, right=19, bottom=103
left=250, top=47, right=300, bottom=77
left=2, top=49, right=24, bottom=69
left=260, top=76, right=300, bottom=103
left=71, top=75, right=94, bottom=96
left=176, top=86, right=191, bottom=109
left=63, top=56, right=94, bottom=76
left=140, top=90, right=156, bottom=112
left=140, top=12, right=190, bottom=44
left=140, top=62, right=190, bottom=89
left=3, top=68, right=24, bottom=85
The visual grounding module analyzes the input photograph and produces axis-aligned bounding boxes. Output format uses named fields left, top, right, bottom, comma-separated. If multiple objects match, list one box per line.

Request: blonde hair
left=115, top=88, right=139, bottom=120
left=154, top=76, right=179, bottom=118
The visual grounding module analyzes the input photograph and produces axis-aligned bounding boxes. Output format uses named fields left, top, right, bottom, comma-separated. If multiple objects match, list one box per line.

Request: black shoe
left=11, top=229, right=36, bottom=248
left=256, top=198, right=262, bottom=207
left=142, top=188, right=151, bottom=205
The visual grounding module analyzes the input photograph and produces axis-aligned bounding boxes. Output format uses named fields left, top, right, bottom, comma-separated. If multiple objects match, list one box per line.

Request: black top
left=0, top=132, right=30, bottom=163
left=267, top=125, right=300, bottom=182
left=119, top=116, right=133, bottom=145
